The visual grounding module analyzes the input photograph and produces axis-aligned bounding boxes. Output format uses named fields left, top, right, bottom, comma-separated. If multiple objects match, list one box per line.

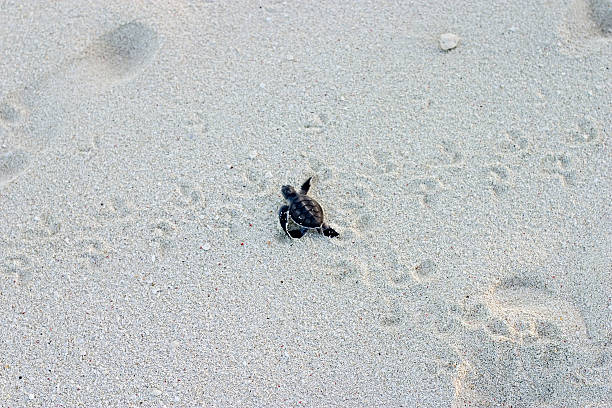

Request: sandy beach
left=1, top=1, right=610, bottom=406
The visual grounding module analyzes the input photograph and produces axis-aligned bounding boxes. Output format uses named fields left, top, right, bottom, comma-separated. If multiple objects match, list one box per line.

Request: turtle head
left=281, top=185, right=298, bottom=201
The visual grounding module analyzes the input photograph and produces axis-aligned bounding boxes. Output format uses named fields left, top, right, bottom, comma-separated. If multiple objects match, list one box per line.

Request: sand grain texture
left=1, top=1, right=610, bottom=407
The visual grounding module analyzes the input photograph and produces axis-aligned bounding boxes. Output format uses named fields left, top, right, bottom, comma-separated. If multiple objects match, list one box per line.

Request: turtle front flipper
left=321, top=223, right=339, bottom=238
left=299, top=177, right=312, bottom=195
left=278, top=205, right=291, bottom=237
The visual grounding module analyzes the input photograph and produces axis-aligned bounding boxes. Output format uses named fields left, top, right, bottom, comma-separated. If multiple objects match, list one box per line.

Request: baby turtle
left=278, top=177, right=339, bottom=239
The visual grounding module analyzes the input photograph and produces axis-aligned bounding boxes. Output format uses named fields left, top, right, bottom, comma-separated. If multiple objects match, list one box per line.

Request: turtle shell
left=289, top=195, right=324, bottom=228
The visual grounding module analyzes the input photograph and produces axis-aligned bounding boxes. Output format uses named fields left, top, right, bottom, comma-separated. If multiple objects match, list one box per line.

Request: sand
left=1, top=0, right=610, bottom=406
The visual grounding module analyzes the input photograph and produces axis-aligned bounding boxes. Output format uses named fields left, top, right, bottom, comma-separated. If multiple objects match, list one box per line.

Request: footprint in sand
left=447, top=274, right=602, bottom=407
left=0, top=150, right=30, bottom=187
left=0, top=21, right=159, bottom=188
left=559, top=0, right=611, bottom=55
left=375, top=295, right=404, bottom=328
left=485, top=164, right=512, bottom=196
left=1, top=254, right=33, bottom=284
left=308, top=159, right=335, bottom=182
left=405, top=176, right=446, bottom=207
left=303, top=112, right=329, bottom=134
left=385, top=258, right=437, bottom=288
left=173, top=181, right=206, bottom=211
left=77, top=238, right=112, bottom=266
left=150, top=219, right=177, bottom=255
left=482, top=274, right=588, bottom=342
left=327, top=257, right=367, bottom=287
left=370, top=150, right=399, bottom=175
left=451, top=273, right=588, bottom=345
left=565, top=116, right=604, bottom=146
left=428, top=140, right=463, bottom=169
left=541, top=152, right=575, bottom=186
left=96, top=195, right=134, bottom=221
left=23, top=212, right=62, bottom=240
left=498, top=129, right=530, bottom=160
left=81, top=21, right=160, bottom=85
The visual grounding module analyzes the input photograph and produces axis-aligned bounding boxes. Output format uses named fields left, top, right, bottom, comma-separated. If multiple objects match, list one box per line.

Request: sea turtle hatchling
left=278, top=177, right=339, bottom=239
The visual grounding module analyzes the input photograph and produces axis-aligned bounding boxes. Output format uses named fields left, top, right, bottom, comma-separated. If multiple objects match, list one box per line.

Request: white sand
left=1, top=1, right=610, bottom=406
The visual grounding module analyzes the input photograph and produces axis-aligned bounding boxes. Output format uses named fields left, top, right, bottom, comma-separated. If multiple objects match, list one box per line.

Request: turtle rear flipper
left=288, top=227, right=308, bottom=239
left=321, top=223, right=339, bottom=238
left=299, top=177, right=312, bottom=195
